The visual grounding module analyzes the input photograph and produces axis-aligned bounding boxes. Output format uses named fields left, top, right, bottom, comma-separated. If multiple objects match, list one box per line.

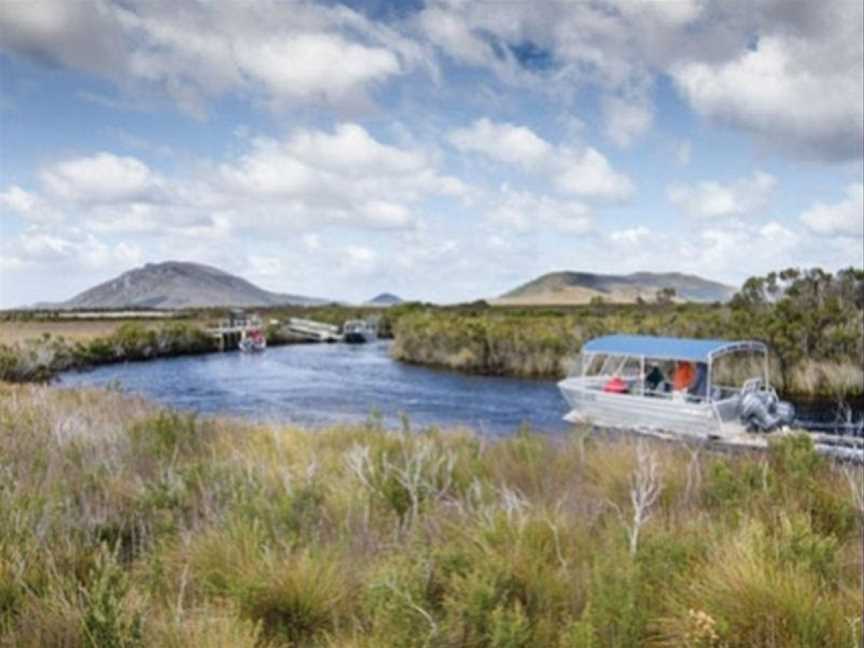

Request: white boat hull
left=558, top=378, right=726, bottom=439
left=238, top=338, right=266, bottom=352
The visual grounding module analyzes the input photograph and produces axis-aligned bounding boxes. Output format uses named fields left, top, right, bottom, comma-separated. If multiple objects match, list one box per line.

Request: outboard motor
left=739, top=384, right=796, bottom=432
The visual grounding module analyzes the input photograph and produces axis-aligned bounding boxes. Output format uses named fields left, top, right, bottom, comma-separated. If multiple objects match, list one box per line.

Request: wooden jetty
left=206, top=311, right=346, bottom=348
left=207, top=310, right=265, bottom=351
left=284, top=318, right=342, bottom=343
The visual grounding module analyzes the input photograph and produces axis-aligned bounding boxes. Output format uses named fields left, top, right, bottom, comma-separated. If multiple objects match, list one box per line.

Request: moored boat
left=558, top=335, right=796, bottom=440
left=343, top=319, right=378, bottom=344
left=238, top=328, right=267, bottom=352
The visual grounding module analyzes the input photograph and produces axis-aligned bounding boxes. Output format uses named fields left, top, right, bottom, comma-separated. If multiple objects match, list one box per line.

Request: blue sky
left=1, top=0, right=861, bottom=307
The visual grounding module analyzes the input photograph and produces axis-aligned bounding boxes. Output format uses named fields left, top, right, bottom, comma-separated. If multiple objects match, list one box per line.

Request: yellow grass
left=0, top=319, right=200, bottom=345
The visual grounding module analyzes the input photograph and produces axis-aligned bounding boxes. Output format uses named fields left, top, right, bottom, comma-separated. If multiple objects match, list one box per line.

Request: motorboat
left=343, top=319, right=378, bottom=344
left=238, top=328, right=267, bottom=352
left=558, top=334, right=796, bottom=440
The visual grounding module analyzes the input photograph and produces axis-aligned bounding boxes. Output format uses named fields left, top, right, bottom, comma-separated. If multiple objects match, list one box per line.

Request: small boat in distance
left=238, top=327, right=266, bottom=352
left=558, top=334, right=796, bottom=440
left=342, top=318, right=378, bottom=344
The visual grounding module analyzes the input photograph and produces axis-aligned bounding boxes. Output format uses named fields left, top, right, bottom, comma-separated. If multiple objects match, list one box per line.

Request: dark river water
left=58, top=342, right=862, bottom=436
left=59, top=342, right=572, bottom=437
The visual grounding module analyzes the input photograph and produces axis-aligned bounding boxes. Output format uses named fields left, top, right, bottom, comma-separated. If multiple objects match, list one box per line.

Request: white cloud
left=0, top=186, right=38, bottom=214
left=217, top=123, right=464, bottom=230
left=667, top=171, right=777, bottom=219
left=602, top=95, right=653, bottom=147
left=447, top=118, right=634, bottom=201
left=343, top=245, right=380, bottom=276
left=417, top=6, right=492, bottom=67
left=0, top=0, right=125, bottom=77
left=284, top=123, right=428, bottom=175
left=0, top=185, right=62, bottom=223
left=360, top=201, right=414, bottom=229
left=419, top=0, right=863, bottom=161
left=4, top=225, right=142, bottom=270
left=486, top=187, right=593, bottom=234
left=40, top=152, right=163, bottom=205
left=672, top=30, right=863, bottom=161
left=800, top=183, right=864, bottom=238
left=610, top=226, right=651, bottom=245
left=448, top=118, right=551, bottom=166
left=0, top=0, right=421, bottom=114
left=1, top=124, right=463, bottom=244
left=231, top=33, right=399, bottom=106
left=247, top=255, right=282, bottom=277
left=689, top=220, right=800, bottom=274
left=302, top=233, right=321, bottom=250
left=554, top=147, right=635, bottom=201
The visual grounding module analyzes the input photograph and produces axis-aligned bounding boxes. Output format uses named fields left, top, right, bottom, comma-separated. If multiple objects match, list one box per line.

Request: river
left=59, top=342, right=572, bottom=436
left=58, top=341, right=862, bottom=436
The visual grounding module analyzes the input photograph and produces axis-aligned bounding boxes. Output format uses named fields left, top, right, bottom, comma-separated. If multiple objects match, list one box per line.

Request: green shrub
left=236, top=550, right=345, bottom=643
left=81, top=547, right=143, bottom=648
left=585, top=549, right=644, bottom=648
left=129, top=411, right=203, bottom=460
left=702, top=458, right=765, bottom=512
left=488, top=602, right=532, bottom=648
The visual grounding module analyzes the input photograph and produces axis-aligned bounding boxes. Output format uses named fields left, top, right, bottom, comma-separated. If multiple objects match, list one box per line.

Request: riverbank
left=391, top=306, right=864, bottom=399
left=0, top=305, right=400, bottom=383
left=0, top=321, right=218, bottom=382
left=0, top=383, right=860, bottom=647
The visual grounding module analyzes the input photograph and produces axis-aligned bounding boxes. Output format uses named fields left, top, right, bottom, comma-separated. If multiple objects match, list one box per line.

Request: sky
left=0, top=0, right=862, bottom=307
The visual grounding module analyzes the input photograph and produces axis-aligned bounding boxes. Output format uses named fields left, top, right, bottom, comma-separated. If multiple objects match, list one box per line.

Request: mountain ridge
left=496, top=271, right=737, bottom=305
left=48, top=261, right=328, bottom=309
left=366, top=293, right=403, bottom=306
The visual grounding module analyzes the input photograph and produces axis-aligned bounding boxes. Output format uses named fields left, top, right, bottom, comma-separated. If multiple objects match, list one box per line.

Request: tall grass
left=0, top=384, right=860, bottom=646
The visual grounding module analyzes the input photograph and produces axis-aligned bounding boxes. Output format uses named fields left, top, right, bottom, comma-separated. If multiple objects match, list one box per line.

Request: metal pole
left=640, top=354, right=645, bottom=396
left=706, top=355, right=713, bottom=402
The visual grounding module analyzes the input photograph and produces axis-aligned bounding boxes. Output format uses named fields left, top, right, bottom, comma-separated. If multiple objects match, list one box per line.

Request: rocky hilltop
left=366, top=293, right=403, bottom=306
left=496, top=271, right=736, bottom=305
left=54, top=261, right=327, bottom=309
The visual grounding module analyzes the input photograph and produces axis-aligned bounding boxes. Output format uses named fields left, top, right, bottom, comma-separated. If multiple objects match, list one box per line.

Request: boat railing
left=567, top=375, right=710, bottom=402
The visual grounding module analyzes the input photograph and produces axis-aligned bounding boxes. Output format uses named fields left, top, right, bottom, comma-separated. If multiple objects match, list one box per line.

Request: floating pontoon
left=558, top=334, right=795, bottom=439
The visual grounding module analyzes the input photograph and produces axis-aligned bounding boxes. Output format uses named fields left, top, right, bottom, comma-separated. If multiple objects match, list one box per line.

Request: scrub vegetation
left=1, top=384, right=861, bottom=647
left=392, top=268, right=864, bottom=398
left=0, top=322, right=215, bottom=382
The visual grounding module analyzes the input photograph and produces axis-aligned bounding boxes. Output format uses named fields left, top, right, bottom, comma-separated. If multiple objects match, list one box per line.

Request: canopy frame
left=579, top=335, right=770, bottom=402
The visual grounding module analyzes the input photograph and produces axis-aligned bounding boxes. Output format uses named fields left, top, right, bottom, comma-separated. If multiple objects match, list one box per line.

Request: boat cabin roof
left=582, top=334, right=767, bottom=363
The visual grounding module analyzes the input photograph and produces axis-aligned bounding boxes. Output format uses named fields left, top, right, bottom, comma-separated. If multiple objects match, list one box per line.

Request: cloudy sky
left=1, top=0, right=862, bottom=307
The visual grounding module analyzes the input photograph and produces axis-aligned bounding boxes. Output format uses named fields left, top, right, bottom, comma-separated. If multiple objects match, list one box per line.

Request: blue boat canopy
left=582, top=335, right=767, bottom=363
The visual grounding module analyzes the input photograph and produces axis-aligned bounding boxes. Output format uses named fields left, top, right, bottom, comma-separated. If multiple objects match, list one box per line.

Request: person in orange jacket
left=673, top=361, right=696, bottom=391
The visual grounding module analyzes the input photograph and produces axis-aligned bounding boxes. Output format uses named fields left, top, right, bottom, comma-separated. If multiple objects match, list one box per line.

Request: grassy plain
left=1, top=384, right=861, bottom=647
left=0, top=320, right=178, bottom=345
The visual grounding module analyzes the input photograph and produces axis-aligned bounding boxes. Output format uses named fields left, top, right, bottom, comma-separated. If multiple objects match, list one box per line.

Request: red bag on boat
left=603, top=376, right=628, bottom=393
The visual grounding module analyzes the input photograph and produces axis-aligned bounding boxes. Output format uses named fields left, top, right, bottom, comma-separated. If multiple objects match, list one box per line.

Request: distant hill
left=495, top=271, right=736, bottom=305
left=366, top=293, right=403, bottom=306
left=48, top=261, right=328, bottom=309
